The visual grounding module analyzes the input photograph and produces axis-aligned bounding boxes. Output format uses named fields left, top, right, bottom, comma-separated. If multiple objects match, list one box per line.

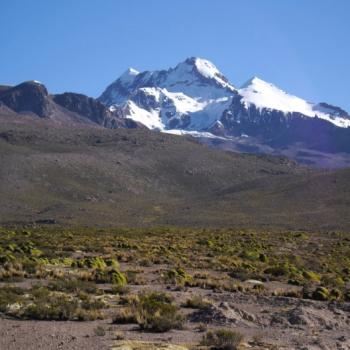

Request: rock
left=111, top=340, right=188, bottom=350
left=246, top=279, right=264, bottom=285
left=0, top=81, right=53, bottom=118
left=189, top=302, right=257, bottom=326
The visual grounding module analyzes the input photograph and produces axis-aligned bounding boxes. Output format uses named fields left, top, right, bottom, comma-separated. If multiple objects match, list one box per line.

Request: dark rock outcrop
left=0, top=81, right=53, bottom=118
left=53, top=92, right=111, bottom=125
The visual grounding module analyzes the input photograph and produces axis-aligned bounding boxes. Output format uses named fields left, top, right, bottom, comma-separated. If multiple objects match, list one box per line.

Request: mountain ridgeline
left=1, top=57, right=350, bottom=167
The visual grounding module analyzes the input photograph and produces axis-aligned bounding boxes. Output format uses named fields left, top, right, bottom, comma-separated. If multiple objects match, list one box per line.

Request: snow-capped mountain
left=99, top=57, right=350, bottom=166
left=99, top=57, right=236, bottom=131
left=99, top=57, right=350, bottom=133
left=237, top=77, right=350, bottom=128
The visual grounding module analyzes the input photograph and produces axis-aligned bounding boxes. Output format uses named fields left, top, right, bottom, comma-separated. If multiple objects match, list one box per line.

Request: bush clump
left=183, top=295, right=212, bottom=309
left=93, top=268, right=127, bottom=285
left=312, top=287, right=330, bottom=301
left=164, top=267, right=191, bottom=286
left=0, top=285, right=25, bottom=312
left=22, top=293, right=104, bottom=321
left=23, top=294, right=77, bottom=320
left=302, top=270, right=321, bottom=282
left=75, top=257, right=107, bottom=269
left=113, top=307, right=137, bottom=324
left=48, top=278, right=98, bottom=294
left=135, top=292, right=184, bottom=332
left=201, top=328, right=244, bottom=350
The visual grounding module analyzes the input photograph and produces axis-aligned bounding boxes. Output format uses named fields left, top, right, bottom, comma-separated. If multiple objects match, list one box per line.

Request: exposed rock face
left=52, top=92, right=142, bottom=129
left=53, top=92, right=109, bottom=125
left=189, top=302, right=257, bottom=326
left=0, top=81, right=53, bottom=118
left=219, top=95, right=350, bottom=153
left=0, top=82, right=143, bottom=130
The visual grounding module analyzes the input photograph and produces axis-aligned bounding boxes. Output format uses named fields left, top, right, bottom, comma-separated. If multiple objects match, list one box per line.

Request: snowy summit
left=99, top=57, right=350, bottom=135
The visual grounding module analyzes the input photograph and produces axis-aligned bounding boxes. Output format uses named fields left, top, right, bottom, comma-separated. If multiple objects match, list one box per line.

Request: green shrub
left=48, top=278, right=97, bottom=294
left=31, top=285, right=51, bottom=299
left=329, top=288, right=342, bottom=301
left=201, top=329, right=244, bottom=350
left=62, top=257, right=74, bottom=266
left=104, top=258, right=120, bottom=269
left=21, top=289, right=105, bottom=321
left=94, top=268, right=127, bottom=285
left=23, top=294, right=79, bottom=320
left=78, top=292, right=105, bottom=310
left=264, top=263, right=300, bottom=279
left=75, top=257, right=107, bottom=269
left=21, top=259, right=40, bottom=274
left=264, top=264, right=289, bottom=277
left=0, top=262, right=25, bottom=281
left=183, top=295, right=212, bottom=309
left=0, top=285, right=25, bottom=312
left=259, top=253, right=268, bottom=263
left=135, top=292, right=184, bottom=332
left=241, top=250, right=260, bottom=261
left=164, top=267, right=191, bottom=285
left=312, top=287, right=330, bottom=301
left=110, top=285, right=130, bottom=295
left=0, top=253, right=16, bottom=264
left=113, top=307, right=137, bottom=324
left=302, top=270, right=321, bottom=282
left=76, top=308, right=104, bottom=321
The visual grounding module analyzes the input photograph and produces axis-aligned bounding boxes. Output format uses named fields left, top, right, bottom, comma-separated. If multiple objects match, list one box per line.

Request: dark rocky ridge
left=0, top=81, right=142, bottom=129
left=0, top=81, right=54, bottom=118
left=52, top=92, right=142, bottom=129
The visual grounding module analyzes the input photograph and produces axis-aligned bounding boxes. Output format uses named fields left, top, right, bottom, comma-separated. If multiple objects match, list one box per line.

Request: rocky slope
left=0, top=81, right=142, bottom=129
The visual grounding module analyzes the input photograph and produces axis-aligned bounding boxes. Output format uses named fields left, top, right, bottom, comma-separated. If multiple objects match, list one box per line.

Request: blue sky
left=1, top=0, right=349, bottom=111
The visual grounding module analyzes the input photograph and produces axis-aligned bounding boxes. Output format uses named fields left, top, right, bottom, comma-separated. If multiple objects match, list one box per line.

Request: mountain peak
left=239, top=77, right=333, bottom=121
left=240, top=76, right=272, bottom=89
left=184, top=57, right=217, bottom=74
left=119, top=67, right=139, bottom=84
left=25, top=80, right=44, bottom=85
left=178, top=57, right=232, bottom=89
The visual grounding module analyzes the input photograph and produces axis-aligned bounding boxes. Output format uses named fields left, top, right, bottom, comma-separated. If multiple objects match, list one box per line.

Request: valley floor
left=0, top=227, right=350, bottom=350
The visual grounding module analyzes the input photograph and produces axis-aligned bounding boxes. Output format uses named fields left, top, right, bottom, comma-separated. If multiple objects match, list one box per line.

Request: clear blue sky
left=1, top=0, right=349, bottom=111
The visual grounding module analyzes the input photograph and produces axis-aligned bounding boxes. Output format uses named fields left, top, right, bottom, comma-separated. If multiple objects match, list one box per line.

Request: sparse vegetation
left=135, top=292, right=184, bottom=332
left=0, top=223, right=349, bottom=350
left=201, top=329, right=244, bottom=350
left=0, top=227, right=349, bottom=303
left=113, top=307, right=137, bottom=324
left=183, top=295, right=212, bottom=309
